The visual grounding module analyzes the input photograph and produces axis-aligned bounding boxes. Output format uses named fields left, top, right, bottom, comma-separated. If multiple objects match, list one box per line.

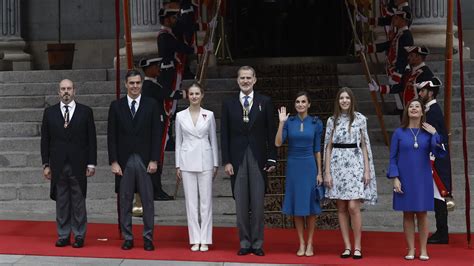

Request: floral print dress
left=323, top=112, right=377, bottom=204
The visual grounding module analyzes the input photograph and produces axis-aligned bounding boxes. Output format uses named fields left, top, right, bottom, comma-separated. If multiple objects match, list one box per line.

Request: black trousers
left=434, top=198, right=449, bottom=237
left=55, top=163, right=87, bottom=240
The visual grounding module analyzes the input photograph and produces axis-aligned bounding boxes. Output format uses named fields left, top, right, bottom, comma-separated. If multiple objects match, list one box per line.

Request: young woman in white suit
left=175, top=82, right=219, bottom=252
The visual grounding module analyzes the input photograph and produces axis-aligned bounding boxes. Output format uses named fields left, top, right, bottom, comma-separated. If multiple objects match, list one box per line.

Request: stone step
left=0, top=197, right=236, bottom=217
left=349, top=85, right=474, bottom=101
left=0, top=107, right=110, bottom=122
left=339, top=72, right=474, bottom=88
left=0, top=81, right=125, bottom=97
left=336, top=60, right=474, bottom=75
left=357, top=98, right=474, bottom=114
left=0, top=172, right=233, bottom=200
left=0, top=69, right=109, bottom=84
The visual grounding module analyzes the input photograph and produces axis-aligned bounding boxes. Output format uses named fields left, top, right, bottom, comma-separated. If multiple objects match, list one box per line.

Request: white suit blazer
left=175, top=107, right=219, bottom=171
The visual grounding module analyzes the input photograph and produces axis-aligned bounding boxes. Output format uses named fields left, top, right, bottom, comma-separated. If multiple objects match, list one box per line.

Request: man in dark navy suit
left=221, top=66, right=277, bottom=256
left=41, top=79, right=97, bottom=248
left=417, top=76, right=452, bottom=244
left=107, top=70, right=162, bottom=251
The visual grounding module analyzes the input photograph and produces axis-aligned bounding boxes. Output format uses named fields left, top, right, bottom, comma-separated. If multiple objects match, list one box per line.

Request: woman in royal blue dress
left=387, top=98, right=446, bottom=261
left=275, top=91, right=323, bottom=257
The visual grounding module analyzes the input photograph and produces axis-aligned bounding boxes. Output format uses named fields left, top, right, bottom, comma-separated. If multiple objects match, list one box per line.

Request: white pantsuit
left=175, top=107, right=219, bottom=245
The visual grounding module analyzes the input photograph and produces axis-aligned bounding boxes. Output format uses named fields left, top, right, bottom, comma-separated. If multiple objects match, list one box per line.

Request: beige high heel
left=305, top=244, right=314, bottom=257
left=296, top=244, right=305, bottom=256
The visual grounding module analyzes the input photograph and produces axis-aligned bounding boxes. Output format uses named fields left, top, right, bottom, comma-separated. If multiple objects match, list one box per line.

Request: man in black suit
left=140, top=56, right=186, bottom=201
left=107, top=69, right=162, bottom=251
left=41, top=79, right=97, bottom=248
left=221, top=66, right=277, bottom=256
left=417, top=76, right=452, bottom=244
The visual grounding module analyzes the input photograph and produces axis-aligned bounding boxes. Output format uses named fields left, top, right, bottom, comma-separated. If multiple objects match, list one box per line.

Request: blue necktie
left=131, top=100, right=136, bottom=118
left=243, top=96, right=250, bottom=109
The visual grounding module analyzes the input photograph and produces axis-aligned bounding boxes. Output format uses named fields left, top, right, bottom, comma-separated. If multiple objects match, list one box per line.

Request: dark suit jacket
left=107, top=96, right=162, bottom=193
left=220, top=91, right=277, bottom=195
left=426, top=102, right=452, bottom=192
left=41, top=102, right=97, bottom=201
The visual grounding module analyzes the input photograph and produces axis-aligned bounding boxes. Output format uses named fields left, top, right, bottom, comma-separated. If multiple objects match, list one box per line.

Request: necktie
left=243, top=96, right=250, bottom=109
left=64, top=105, right=69, bottom=128
left=131, top=100, right=136, bottom=118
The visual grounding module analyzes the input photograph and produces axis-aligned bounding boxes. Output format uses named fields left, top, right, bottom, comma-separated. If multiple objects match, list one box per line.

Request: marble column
left=117, top=0, right=162, bottom=68
left=0, top=0, right=32, bottom=70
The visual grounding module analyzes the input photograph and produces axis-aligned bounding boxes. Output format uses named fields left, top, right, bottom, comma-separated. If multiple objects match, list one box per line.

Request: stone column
left=0, top=0, right=32, bottom=70
left=117, top=0, right=162, bottom=67
left=375, top=0, right=470, bottom=59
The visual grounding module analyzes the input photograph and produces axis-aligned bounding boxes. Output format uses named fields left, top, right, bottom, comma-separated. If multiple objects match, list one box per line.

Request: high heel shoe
left=340, top=248, right=351, bottom=258
left=191, top=244, right=200, bottom=251
left=305, top=244, right=314, bottom=257
left=296, top=244, right=305, bottom=256
left=419, top=255, right=430, bottom=261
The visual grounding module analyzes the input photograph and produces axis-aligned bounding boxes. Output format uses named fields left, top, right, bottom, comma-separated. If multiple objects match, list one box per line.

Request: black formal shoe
left=144, top=240, right=155, bottom=251
left=237, top=248, right=252, bottom=256
left=121, top=240, right=134, bottom=250
left=353, top=249, right=363, bottom=259
left=55, top=238, right=70, bottom=247
left=427, top=233, right=449, bottom=244
left=154, top=191, right=174, bottom=201
left=72, top=237, right=84, bottom=248
left=252, top=248, right=265, bottom=256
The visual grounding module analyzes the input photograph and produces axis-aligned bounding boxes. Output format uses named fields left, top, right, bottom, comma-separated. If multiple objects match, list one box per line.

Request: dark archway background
left=227, top=0, right=352, bottom=58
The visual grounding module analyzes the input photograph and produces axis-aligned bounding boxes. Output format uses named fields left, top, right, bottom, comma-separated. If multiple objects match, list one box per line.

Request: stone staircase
left=0, top=59, right=473, bottom=233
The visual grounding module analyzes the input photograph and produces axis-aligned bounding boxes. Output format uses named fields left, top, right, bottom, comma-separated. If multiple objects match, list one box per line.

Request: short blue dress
left=387, top=128, right=446, bottom=211
left=282, top=115, right=323, bottom=216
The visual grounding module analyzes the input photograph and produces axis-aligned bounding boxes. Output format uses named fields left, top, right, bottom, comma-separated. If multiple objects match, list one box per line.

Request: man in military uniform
left=368, top=46, right=434, bottom=109
left=417, top=77, right=452, bottom=244
left=357, top=0, right=412, bottom=29
left=157, top=4, right=195, bottom=152
left=140, top=56, right=186, bottom=201
left=360, top=10, right=413, bottom=86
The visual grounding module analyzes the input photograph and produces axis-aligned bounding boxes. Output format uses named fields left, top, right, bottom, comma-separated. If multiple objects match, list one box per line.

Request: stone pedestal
left=0, top=0, right=32, bottom=70
left=116, top=0, right=162, bottom=68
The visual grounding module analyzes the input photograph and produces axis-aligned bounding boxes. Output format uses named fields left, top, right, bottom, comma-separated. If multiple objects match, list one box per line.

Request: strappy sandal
left=340, top=248, right=351, bottom=258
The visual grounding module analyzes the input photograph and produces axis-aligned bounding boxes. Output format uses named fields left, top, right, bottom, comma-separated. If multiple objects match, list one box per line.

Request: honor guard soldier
left=417, top=77, right=453, bottom=244
left=368, top=46, right=434, bottom=108
left=359, top=9, right=414, bottom=86
left=173, top=0, right=216, bottom=78
left=357, top=0, right=412, bottom=30
left=140, top=56, right=186, bottom=200
left=157, top=4, right=194, bottom=151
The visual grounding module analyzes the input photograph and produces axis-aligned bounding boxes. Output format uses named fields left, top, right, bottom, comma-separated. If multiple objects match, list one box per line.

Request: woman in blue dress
left=387, top=98, right=446, bottom=261
left=275, top=91, right=323, bottom=257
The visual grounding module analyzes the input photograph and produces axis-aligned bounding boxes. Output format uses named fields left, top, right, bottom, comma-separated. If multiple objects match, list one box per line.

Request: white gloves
left=368, top=79, right=379, bottom=92
left=355, top=11, right=368, bottom=23
left=208, top=16, right=218, bottom=29
left=204, top=41, right=214, bottom=52
left=354, top=43, right=365, bottom=53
